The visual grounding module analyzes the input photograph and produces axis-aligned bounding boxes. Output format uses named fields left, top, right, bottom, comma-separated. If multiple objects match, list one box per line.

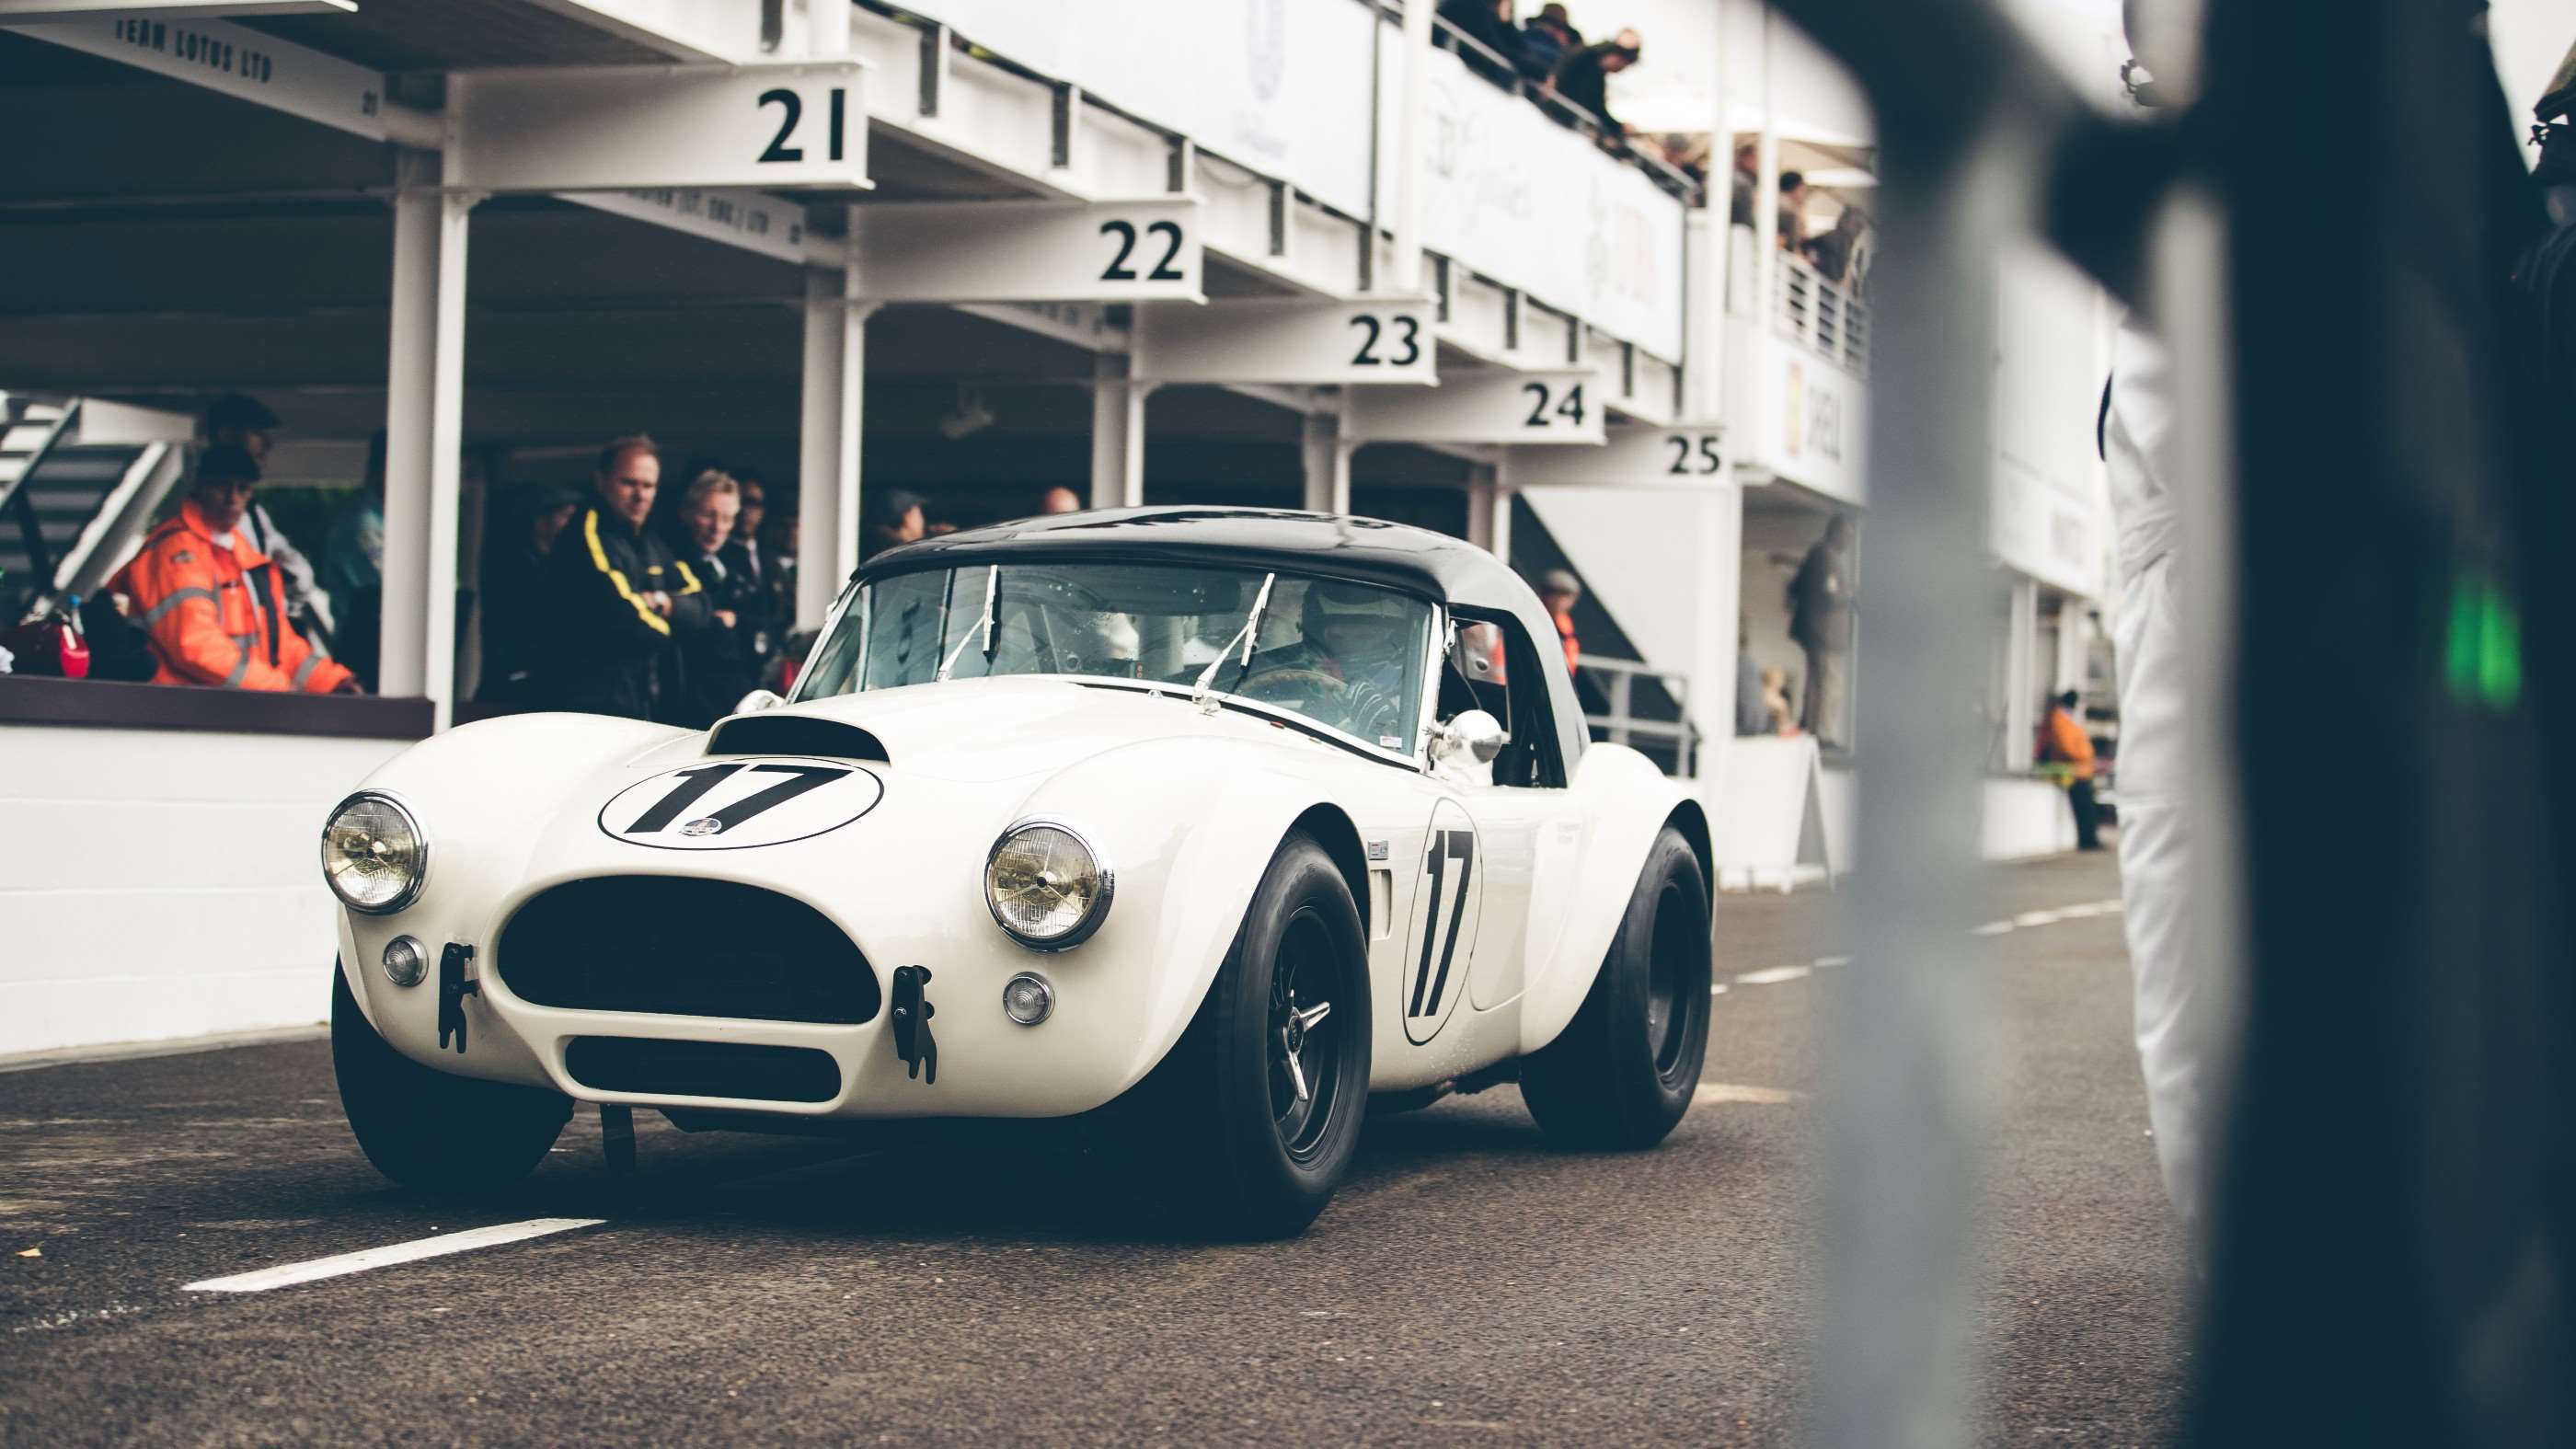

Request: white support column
left=1754, top=6, right=1780, bottom=331
left=379, top=147, right=470, bottom=728
left=2003, top=574, right=2039, bottom=770
left=1464, top=468, right=1502, bottom=556
left=797, top=228, right=870, bottom=632
left=1301, top=404, right=1351, bottom=516
left=1090, top=353, right=1149, bottom=510
left=1685, top=468, right=1744, bottom=780
left=1387, top=0, right=1435, bottom=294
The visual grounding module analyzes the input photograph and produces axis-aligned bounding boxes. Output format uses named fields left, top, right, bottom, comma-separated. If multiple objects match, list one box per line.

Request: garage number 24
left=1409, top=829, right=1476, bottom=1020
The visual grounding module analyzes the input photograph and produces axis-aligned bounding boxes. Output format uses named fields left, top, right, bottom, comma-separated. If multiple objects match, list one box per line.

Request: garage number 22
left=1409, top=829, right=1476, bottom=1020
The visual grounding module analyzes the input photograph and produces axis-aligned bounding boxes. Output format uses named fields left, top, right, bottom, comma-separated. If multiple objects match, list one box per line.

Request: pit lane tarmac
left=1, top=851, right=2187, bottom=1445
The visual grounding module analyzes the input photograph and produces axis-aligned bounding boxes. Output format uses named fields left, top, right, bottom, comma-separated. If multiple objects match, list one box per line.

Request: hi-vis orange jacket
left=109, top=500, right=354, bottom=694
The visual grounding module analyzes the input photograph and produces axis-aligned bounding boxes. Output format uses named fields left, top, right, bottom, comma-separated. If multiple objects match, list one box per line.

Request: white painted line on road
left=182, top=1218, right=605, bottom=1294
left=2056, top=903, right=2107, bottom=919
left=1696, top=1083, right=1807, bottom=1105
left=1970, top=922, right=2015, bottom=937
left=1812, top=955, right=1851, bottom=969
left=2012, top=910, right=2067, bottom=927
left=1734, top=965, right=1812, bottom=986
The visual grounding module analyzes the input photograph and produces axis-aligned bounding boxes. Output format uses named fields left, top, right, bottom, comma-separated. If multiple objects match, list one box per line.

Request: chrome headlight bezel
left=983, top=818, right=1113, bottom=951
left=320, top=789, right=430, bottom=915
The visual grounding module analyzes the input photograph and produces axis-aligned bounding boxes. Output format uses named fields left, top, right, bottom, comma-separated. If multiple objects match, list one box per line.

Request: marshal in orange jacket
left=109, top=499, right=354, bottom=694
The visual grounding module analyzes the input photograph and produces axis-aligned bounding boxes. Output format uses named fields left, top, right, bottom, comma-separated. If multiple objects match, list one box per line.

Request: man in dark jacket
left=666, top=468, right=774, bottom=727
left=1549, top=29, right=1641, bottom=142
left=477, top=482, right=581, bottom=704
left=539, top=435, right=708, bottom=719
left=1788, top=512, right=1853, bottom=747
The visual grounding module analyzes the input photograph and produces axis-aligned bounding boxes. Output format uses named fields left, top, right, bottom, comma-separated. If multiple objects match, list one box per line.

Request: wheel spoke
left=1294, top=1000, right=1331, bottom=1031
left=1282, top=1029, right=1312, bottom=1103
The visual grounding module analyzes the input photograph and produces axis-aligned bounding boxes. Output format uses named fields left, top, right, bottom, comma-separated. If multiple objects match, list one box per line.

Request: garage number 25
left=1409, top=829, right=1476, bottom=1020
left=624, top=762, right=848, bottom=838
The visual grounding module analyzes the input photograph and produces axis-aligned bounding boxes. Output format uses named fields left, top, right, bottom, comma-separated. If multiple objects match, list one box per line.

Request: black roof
left=857, top=506, right=1586, bottom=768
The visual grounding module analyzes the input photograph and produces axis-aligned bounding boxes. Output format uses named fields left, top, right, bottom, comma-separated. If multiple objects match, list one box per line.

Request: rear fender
left=1517, top=743, right=1695, bottom=1053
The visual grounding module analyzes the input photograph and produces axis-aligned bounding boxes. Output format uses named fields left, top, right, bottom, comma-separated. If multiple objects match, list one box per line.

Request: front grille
left=497, top=877, right=880, bottom=1025
left=564, top=1038, right=841, bottom=1103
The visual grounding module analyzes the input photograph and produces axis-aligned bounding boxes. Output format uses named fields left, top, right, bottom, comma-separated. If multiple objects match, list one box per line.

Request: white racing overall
left=2102, top=319, right=2208, bottom=1238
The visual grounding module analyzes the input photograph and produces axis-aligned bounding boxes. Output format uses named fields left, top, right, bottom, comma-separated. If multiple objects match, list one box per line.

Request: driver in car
left=1239, top=581, right=1419, bottom=746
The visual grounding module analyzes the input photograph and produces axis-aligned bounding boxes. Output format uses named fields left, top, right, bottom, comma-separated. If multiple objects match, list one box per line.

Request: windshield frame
left=792, top=560, right=1449, bottom=773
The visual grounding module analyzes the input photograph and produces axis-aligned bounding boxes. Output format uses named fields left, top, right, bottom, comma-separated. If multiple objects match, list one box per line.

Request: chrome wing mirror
left=733, top=688, right=786, bottom=715
left=1432, top=709, right=1506, bottom=765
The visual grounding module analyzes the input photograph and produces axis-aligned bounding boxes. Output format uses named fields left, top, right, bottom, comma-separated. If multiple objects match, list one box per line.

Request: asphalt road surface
left=2, top=849, right=2188, bottom=1445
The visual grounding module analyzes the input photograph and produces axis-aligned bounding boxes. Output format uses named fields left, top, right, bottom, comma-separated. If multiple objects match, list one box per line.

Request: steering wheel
left=1236, top=667, right=1347, bottom=703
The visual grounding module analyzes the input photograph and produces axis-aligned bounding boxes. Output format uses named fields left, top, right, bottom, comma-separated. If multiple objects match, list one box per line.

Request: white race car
left=322, top=508, right=1713, bottom=1236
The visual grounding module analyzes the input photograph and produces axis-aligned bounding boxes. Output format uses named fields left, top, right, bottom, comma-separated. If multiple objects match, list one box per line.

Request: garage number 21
left=756, top=87, right=851, bottom=164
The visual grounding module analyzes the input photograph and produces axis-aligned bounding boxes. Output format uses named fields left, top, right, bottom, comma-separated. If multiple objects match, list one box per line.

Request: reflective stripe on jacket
left=109, top=500, right=353, bottom=694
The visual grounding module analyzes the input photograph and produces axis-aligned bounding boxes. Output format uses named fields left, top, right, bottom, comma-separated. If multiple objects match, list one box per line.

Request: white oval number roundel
left=597, top=756, right=883, bottom=851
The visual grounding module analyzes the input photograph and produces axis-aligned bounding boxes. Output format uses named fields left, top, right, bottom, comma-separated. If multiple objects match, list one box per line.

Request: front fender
left=1518, top=743, right=1694, bottom=1054
left=1006, top=733, right=1349, bottom=1098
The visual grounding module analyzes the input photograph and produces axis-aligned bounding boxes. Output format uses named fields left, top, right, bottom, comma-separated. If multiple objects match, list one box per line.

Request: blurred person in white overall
left=2105, top=0, right=2210, bottom=1241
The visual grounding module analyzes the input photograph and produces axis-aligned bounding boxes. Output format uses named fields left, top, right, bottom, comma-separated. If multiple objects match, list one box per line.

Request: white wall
left=0, top=725, right=406, bottom=1056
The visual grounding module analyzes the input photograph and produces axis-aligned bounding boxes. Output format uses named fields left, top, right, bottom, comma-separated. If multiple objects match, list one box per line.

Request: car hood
left=741, top=674, right=1354, bottom=783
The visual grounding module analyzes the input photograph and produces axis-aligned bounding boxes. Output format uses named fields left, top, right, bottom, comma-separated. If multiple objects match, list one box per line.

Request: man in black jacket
left=666, top=467, right=774, bottom=727
left=539, top=435, right=708, bottom=719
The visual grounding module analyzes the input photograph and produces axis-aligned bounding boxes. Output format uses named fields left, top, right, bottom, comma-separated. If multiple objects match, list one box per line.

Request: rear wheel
left=332, top=964, right=571, bottom=1193
left=1520, top=825, right=1711, bottom=1147
left=1114, top=833, right=1371, bottom=1239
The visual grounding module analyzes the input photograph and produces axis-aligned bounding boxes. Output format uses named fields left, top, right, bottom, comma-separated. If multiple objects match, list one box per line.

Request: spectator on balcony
left=1440, top=0, right=1522, bottom=81
left=1729, top=144, right=1760, bottom=226
left=1041, top=485, right=1084, bottom=515
left=109, top=443, right=356, bottom=696
left=1777, top=171, right=1812, bottom=251
left=669, top=469, right=772, bottom=728
left=1549, top=30, right=1643, bottom=145
left=537, top=435, right=709, bottom=719
left=477, top=482, right=581, bottom=705
left=202, top=393, right=330, bottom=638
left=1788, top=512, right=1854, bottom=747
left=1536, top=568, right=1582, bottom=673
left=1805, top=204, right=1870, bottom=287
left=1517, top=2, right=1582, bottom=82
left=317, top=431, right=386, bottom=692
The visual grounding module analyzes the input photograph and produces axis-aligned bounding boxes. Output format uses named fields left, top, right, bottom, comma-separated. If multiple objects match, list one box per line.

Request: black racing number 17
left=1410, top=829, right=1476, bottom=1018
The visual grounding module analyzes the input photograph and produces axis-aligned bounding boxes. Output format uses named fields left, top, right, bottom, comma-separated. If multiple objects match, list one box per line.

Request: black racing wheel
left=1109, top=831, right=1372, bottom=1238
left=1519, top=825, right=1712, bottom=1148
left=332, top=963, right=572, bottom=1194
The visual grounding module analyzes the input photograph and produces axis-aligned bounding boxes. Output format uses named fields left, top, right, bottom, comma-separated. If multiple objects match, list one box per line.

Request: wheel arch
left=1289, top=802, right=1371, bottom=939
left=1665, top=797, right=1715, bottom=889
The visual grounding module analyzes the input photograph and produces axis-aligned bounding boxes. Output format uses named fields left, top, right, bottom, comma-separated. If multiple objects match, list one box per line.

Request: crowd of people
left=1436, top=1, right=1653, bottom=158
left=1729, top=145, right=1874, bottom=293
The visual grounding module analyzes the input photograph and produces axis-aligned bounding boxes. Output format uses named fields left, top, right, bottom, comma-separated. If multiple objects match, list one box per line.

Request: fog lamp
left=1002, top=972, right=1054, bottom=1027
left=381, top=936, right=429, bottom=988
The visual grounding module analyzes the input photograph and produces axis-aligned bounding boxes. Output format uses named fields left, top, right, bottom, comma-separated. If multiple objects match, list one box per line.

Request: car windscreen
left=795, top=562, right=1435, bottom=756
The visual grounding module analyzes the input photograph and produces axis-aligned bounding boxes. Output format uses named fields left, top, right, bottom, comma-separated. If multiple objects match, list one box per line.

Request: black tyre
left=1116, top=832, right=1371, bottom=1239
left=1520, top=825, right=1711, bottom=1148
left=331, top=964, right=571, bottom=1193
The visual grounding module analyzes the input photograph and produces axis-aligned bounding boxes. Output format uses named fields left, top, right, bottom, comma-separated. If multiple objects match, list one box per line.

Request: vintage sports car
left=322, top=508, right=1714, bottom=1236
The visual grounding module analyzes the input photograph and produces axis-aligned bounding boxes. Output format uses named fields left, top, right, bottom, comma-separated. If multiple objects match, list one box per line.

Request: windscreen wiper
left=1193, top=571, right=1277, bottom=713
left=935, top=565, right=997, bottom=682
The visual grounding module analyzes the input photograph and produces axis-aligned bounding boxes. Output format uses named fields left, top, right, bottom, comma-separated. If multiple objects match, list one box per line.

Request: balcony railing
left=1777, top=251, right=1871, bottom=376
left=1424, top=11, right=1705, bottom=203
left=1580, top=654, right=1700, bottom=778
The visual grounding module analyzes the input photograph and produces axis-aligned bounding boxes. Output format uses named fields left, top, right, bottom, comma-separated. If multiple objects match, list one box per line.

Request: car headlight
left=321, top=791, right=428, bottom=914
left=984, top=820, right=1112, bottom=950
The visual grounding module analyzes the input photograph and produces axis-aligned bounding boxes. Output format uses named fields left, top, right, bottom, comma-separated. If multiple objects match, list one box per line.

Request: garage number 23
left=1409, top=829, right=1476, bottom=1020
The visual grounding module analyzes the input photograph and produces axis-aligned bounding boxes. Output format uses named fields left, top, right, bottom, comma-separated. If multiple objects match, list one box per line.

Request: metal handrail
left=2, top=397, right=81, bottom=601
left=1425, top=14, right=1705, bottom=202
left=1776, top=251, right=1870, bottom=375
left=1577, top=654, right=1700, bottom=776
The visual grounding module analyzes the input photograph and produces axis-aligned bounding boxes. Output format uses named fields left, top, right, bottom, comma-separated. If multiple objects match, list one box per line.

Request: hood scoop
left=706, top=713, right=890, bottom=763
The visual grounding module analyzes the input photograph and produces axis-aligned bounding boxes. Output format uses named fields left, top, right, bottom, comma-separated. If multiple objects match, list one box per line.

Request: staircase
left=0, top=394, right=182, bottom=624
left=1506, top=497, right=1700, bottom=776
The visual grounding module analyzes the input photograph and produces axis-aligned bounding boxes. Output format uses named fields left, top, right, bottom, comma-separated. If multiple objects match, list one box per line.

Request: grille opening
left=707, top=714, right=889, bottom=762
left=498, top=877, right=880, bottom=1024
left=565, top=1038, right=840, bottom=1103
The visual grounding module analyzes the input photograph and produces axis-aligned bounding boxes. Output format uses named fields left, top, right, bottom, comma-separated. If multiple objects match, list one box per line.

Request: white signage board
left=449, top=63, right=870, bottom=193
left=1381, top=34, right=1688, bottom=361
left=1745, top=334, right=1867, bottom=505
left=11, top=13, right=388, bottom=140
left=902, top=0, right=1375, bottom=218
left=1347, top=369, right=1604, bottom=446
left=1134, top=298, right=1435, bottom=386
left=561, top=188, right=808, bottom=265
left=1501, top=425, right=1728, bottom=489
left=850, top=200, right=1204, bottom=305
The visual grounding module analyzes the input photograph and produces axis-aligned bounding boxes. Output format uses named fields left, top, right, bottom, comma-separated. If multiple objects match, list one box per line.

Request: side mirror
left=733, top=688, right=786, bottom=715
left=1433, top=709, right=1506, bottom=765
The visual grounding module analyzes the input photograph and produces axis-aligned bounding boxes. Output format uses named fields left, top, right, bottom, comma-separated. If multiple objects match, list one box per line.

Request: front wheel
left=332, top=963, right=571, bottom=1193
left=1111, top=832, right=1372, bottom=1239
left=1520, top=825, right=1711, bottom=1148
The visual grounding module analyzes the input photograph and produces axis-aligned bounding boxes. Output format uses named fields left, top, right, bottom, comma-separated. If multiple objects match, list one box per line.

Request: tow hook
left=891, top=965, right=938, bottom=1084
left=437, top=943, right=479, bottom=1053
